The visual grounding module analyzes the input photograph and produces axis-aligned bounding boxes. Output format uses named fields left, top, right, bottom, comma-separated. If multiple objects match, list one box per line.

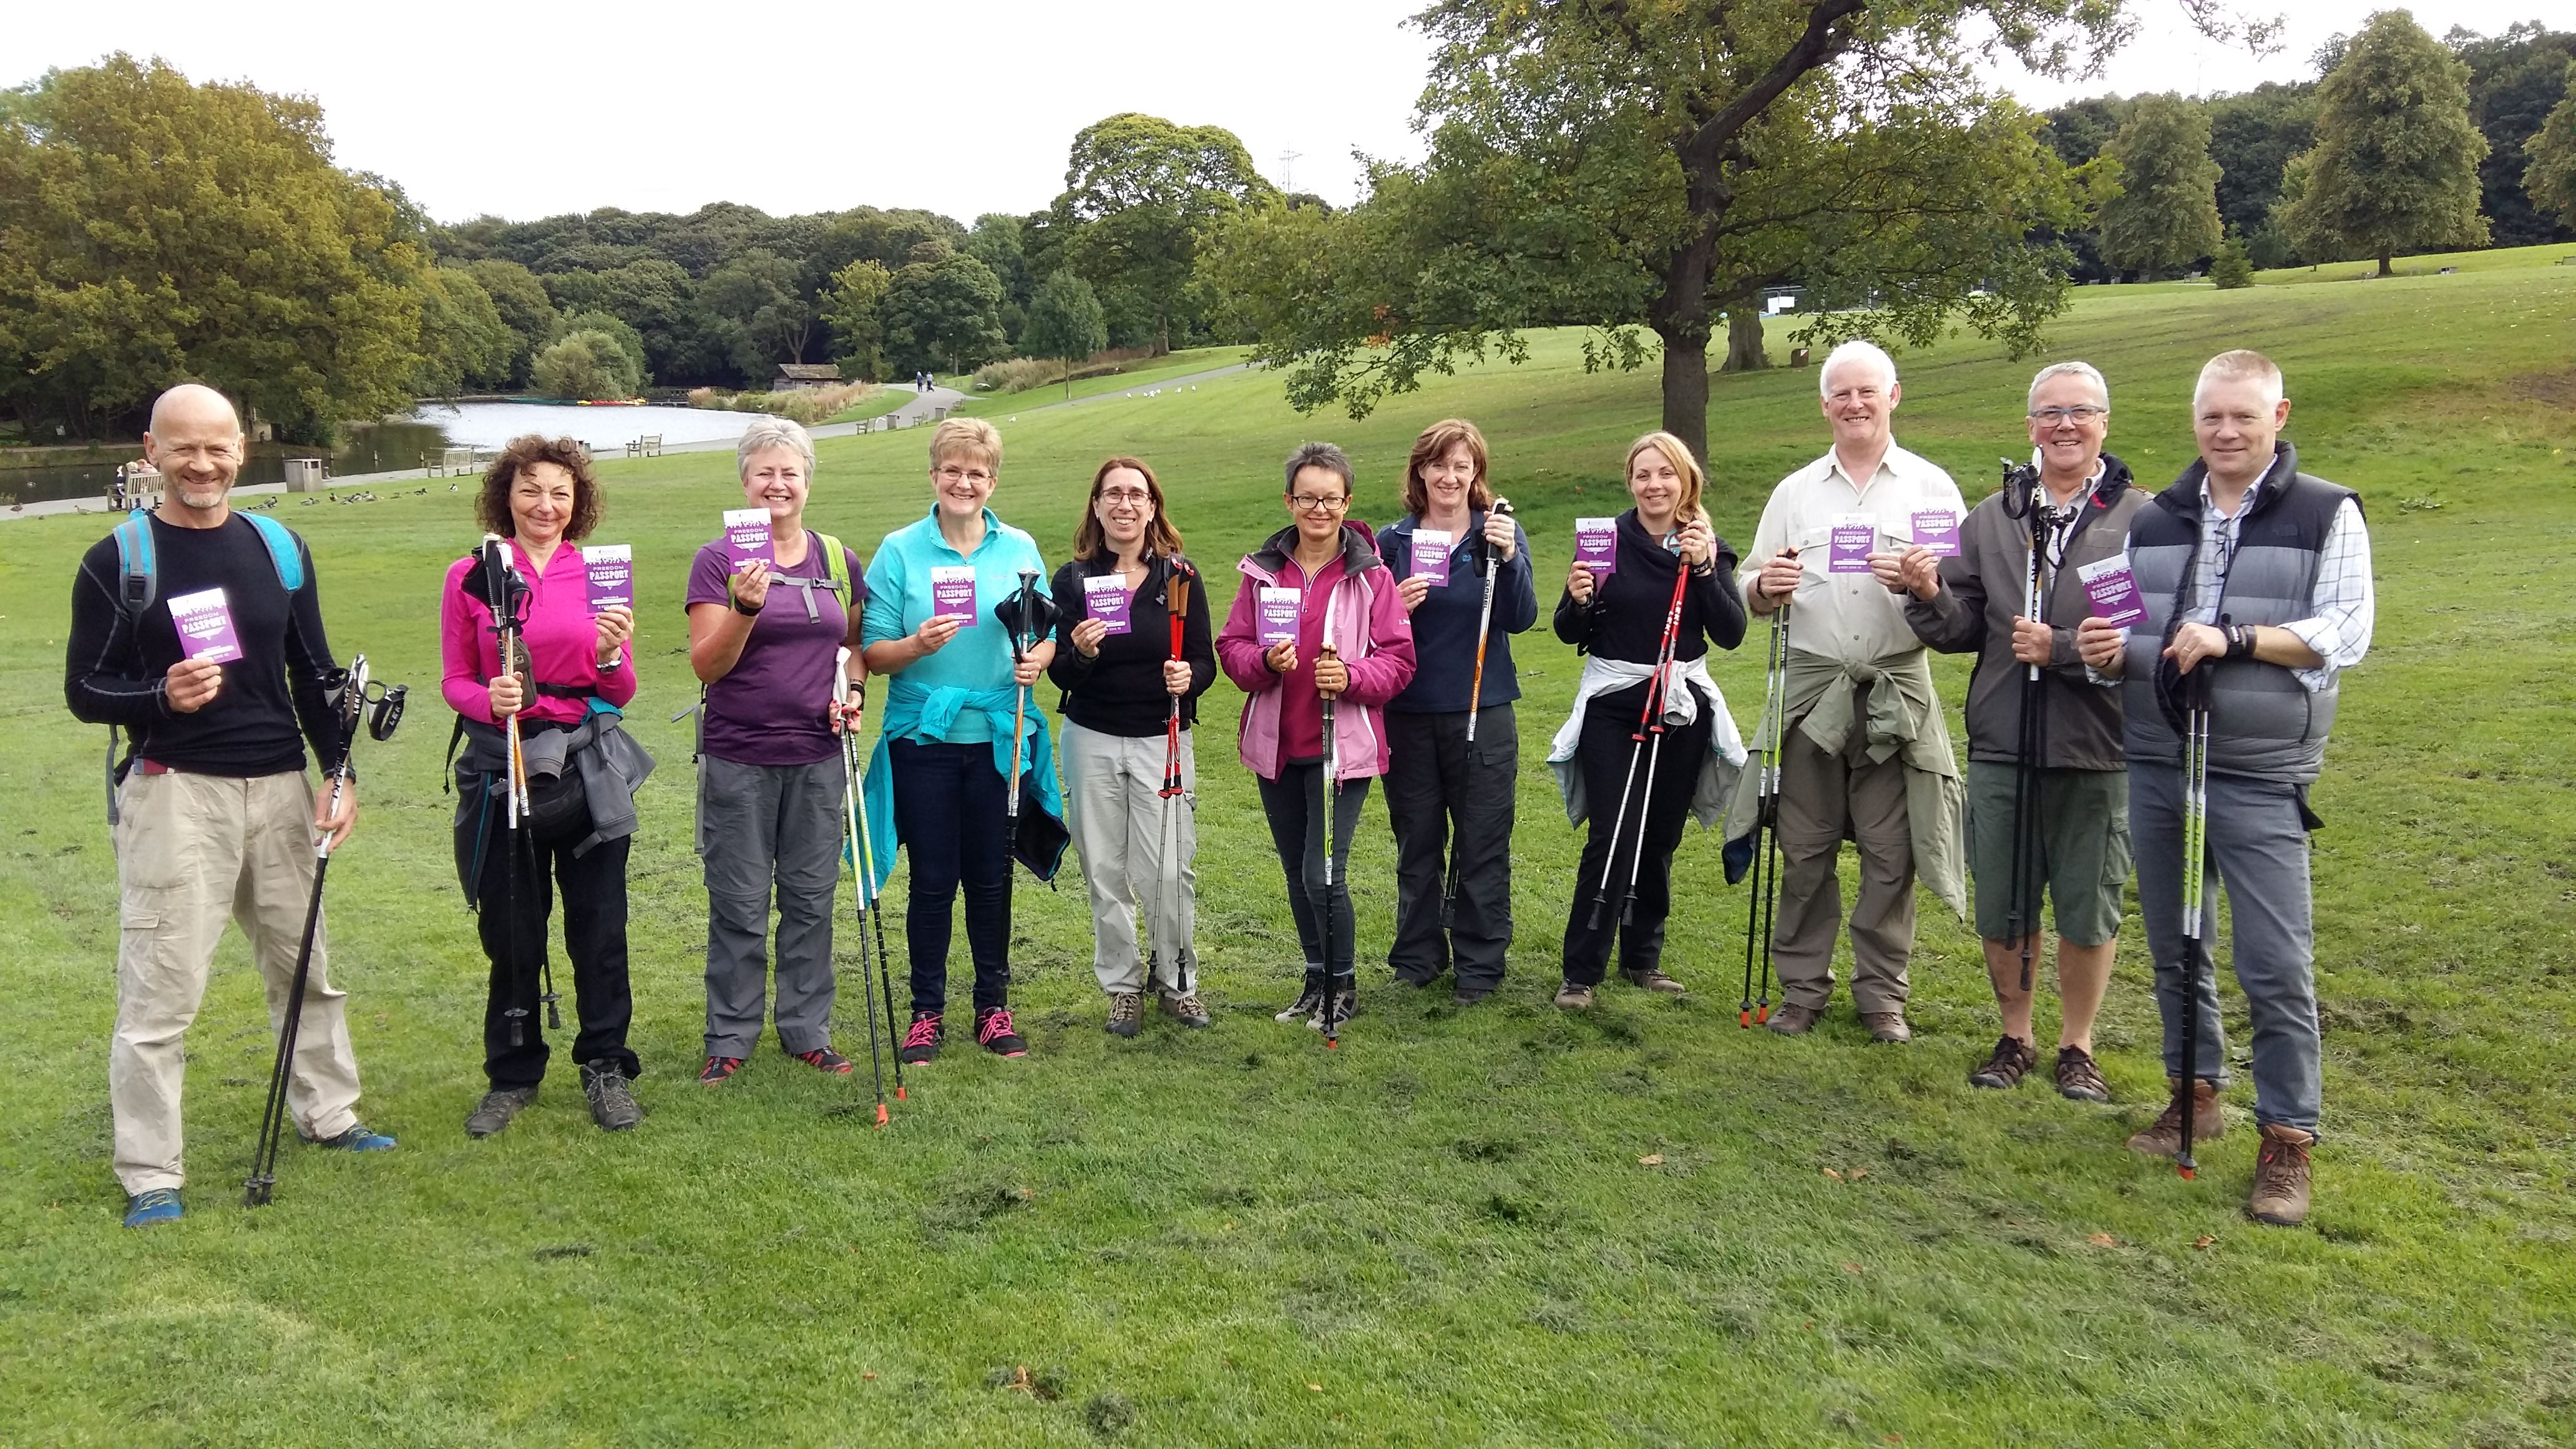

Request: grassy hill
left=2, top=256, right=2572, bottom=1447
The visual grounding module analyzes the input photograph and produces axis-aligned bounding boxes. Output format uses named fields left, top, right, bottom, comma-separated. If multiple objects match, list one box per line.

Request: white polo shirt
left=1741, top=440, right=1967, bottom=664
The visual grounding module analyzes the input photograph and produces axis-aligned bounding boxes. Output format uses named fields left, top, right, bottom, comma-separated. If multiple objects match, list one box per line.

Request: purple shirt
left=686, top=531, right=866, bottom=767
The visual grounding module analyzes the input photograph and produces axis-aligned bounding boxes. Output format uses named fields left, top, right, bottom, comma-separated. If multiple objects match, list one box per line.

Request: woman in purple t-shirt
left=683, top=417, right=867, bottom=1085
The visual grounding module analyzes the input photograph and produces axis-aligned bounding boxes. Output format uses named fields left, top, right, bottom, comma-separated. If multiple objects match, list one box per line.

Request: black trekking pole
left=834, top=648, right=890, bottom=1126
left=1588, top=555, right=1690, bottom=930
left=246, top=656, right=407, bottom=1208
left=1445, top=500, right=1515, bottom=925
left=1740, top=600, right=1791, bottom=1027
left=841, top=665, right=905, bottom=1104
left=1003, top=568, right=1040, bottom=824
left=2001, top=464, right=2064, bottom=995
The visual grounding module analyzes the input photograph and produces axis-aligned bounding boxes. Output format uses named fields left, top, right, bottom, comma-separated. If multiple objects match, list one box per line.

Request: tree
left=464, top=258, right=557, bottom=387
left=543, top=258, right=700, bottom=381
left=820, top=258, right=894, bottom=381
left=552, top=310, right=650, bottom=386
left=2527, top=61, right=2576, bottom=227
left=412, top=265, right=514, bottom=396
left=964, top=212, right=1036, bottom=340
left=2099, top=94, right=2224, bottom=278
left=2450, top=23, right=2576, bottom=246
left=1020, top=272, right=1109, bottom=400
left=695, top=248, right=816, bottom=384
left=0, top=55, right=431, bottom=441
left=1206, top=1, right=2117, bottom=464
left=2208, top=229, right=2256, bottom=288
left=1053, top=113, right=1277, bottom=354
left=2283, top=10, right=2491, bottom=275
left=878, top=251, right=1007, bottom=376
left=529, top=330, right=641, bottom=401
left=2207, top=83, right=2320, bottom=240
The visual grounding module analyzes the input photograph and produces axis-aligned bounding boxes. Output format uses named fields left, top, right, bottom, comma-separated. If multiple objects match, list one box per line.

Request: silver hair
left=1819, top=339, right=1898, bottom=397
left=1284, top=441, right=1354, bottom=496
left=2027, top=361, right=2110, bottom=413
left=736, top=416, right=816, bottom=479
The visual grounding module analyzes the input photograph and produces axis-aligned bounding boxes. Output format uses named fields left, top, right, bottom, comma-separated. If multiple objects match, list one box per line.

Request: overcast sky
left=7, top=1, right=2557, bottom=227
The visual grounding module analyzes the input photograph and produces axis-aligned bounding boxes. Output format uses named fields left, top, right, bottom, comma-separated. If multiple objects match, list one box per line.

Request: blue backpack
left=102, top=509, right=306, bottom=821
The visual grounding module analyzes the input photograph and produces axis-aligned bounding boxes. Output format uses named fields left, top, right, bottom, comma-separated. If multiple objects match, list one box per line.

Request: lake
left=3, top=402, right=762, bottom=505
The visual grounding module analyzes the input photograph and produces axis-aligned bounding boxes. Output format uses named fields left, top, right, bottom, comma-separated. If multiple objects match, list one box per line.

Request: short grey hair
left=2027, top=361, right=2110, bottom=413
left=1284, top=441, right=1354, bottom=497
left=736, top=416, right=816, bottom=479
left=1819, top=339, right=1898, bottom=396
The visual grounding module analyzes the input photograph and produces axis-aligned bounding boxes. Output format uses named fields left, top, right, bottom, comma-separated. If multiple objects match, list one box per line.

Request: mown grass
left=949, top=346, right=1252, bottom=417
left=1, top=260, right=2572, bottom=1447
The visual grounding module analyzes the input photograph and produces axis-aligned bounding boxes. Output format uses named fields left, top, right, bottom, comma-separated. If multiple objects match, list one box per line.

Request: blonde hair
left=929, top=416, right=1003, bottom=474
left=1402, top=418, right=1491, bottom=515
left=2195, top=349, right=2284, bottom=407
left=1624, top=431, right=1705, bottom=524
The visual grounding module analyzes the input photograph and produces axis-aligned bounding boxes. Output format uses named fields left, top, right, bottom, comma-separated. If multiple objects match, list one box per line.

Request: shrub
left=2209, top=231, right=2255, bottom=290
left=972, top=357, right=1062, bottom=394
left=529, top=331, right=642, bottom=401
left=685, top=380, right=882, bottom=424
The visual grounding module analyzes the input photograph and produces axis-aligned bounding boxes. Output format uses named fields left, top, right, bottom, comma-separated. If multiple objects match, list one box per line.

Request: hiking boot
left=2248, top=1123, right=2315, bottom=1227
left=1276, top=973, right=1325, bottom=1024
left=1766, top=1002, right=1820, bottom=1036
left=1620, top=967, right=1687, bottom=994
left=791, top=1046, right=854, bottom=1076
left=1968, top=1035, right=2037, bottom=1090
left=899, top=1013, right=943, bottom=1066
left=306, top=1123, right=396, bottom=1151
left=1158, top=991, right=1211, bottom=1028
left=698, top=1055, right=745, bottom=1085
left=2054, top=1045, right=2113, bottom=1103
left=1105, top=992, right=1144, bottom=1038
left=1554, top=980, right=1596, bottom=1010
left=2125, top=1078, right=2226, bottom=1158
left=1860, top=1011, right=1911, bottom=1044
left=466, top=1085, right=539, bottom=1138
left=123, top=1188, right=183, bottom=1229
left=1316, top=977, right=1357, bottom=1035
left=976, top=1007, right=1028, bottom=1058
left=581, top=1061, right=641, bottom=1131
left=1451, top=984, right=1494, bottom=1007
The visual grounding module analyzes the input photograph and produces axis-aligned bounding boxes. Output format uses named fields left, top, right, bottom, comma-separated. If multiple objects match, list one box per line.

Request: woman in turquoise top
left=860, top=417, right=1059, bottom=1061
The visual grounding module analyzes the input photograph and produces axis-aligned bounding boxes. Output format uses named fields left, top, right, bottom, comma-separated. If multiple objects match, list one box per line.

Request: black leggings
left=1256, top=763, right=1372, bottom=976
left=1561, top=683, right=1715, bottom=985
left=457, top=798, right=637, bottom=1088
left=889, top=738, right=1013, bottom=1015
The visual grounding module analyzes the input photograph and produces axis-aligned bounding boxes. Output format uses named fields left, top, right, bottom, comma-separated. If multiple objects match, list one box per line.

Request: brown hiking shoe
left=2054, top=1046, right=2112, bottom=1103
left=1553, top=981, right=1595, bottom=1010
left=2125, top=1078, right=2225, bottom=1158
left=1105, top=992, right=1144, bottom=1038
left=1968, top=1035, right=2037, bottom=1089
left=1765, top=1002, right=1819, bottom=1036
left=2248, top=1123, right=2315, bottom=1226
left=1860, top=1011, right=1911, bottom=1044
left=1619, top=968, right=1687, bottom=994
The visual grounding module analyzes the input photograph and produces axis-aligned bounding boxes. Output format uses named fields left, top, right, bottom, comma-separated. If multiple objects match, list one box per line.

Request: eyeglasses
left=2028, top=406, right=2108, bottom=425
left=1098, top=489, right=1153, bottom=505
left=1289, top=494, right=1349, bottom=514
left=935, top=466, right=994, bottom=485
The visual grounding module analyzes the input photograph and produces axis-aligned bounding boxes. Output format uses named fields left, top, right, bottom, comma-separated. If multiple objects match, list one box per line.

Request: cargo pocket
left=2102, top=816, right=2135, bottom=887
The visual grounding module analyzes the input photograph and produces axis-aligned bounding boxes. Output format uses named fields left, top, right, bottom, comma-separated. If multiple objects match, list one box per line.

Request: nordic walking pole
left=844, top=665, right=905, bottom=1104
left=1317, top=585, right=1344, bottom=1048
left=834, top=647, right=889, bottom=1126
left=1006, top=569, right=1039, bottom=823
left=1463, top=499, right=1515, bottom=744
left=1159, top=567, right=1193, bottom=997
left=247, top=656, right=402, bottom=1207
left=1740, top=605, right=1792, bottom=1026
left=2004, top=464, right=2055, bottom=995
left=474, top=536, right=542, bottom=1047
left=2177, top=689, right=2211, bottom=1181
left=1588, top=555, right=1690, bottom=930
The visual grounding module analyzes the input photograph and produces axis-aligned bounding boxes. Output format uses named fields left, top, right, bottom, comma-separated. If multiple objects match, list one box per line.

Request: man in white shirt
left=1740, top=341, right=1969, bottom=1043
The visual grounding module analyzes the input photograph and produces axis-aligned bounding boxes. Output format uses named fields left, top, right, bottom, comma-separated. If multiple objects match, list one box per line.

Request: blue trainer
left=305, top=1123, right=397, bottom=1152
left=124, top=1188, right=183, bottom=1228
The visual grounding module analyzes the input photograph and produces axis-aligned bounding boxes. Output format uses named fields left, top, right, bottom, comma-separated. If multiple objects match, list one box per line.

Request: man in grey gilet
left=2077, top=350, right=2374, bottom=1229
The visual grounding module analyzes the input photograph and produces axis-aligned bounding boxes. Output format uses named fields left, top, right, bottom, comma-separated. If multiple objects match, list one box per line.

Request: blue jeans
left=889, top=739, right=1013, bottom=1015
left=2130, top=764, right=2322, bottom=1134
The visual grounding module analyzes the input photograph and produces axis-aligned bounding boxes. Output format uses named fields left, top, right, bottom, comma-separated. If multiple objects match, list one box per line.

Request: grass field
left=947, top=346, right=1253, bottom=417
left=2, top=251, right=2573, bottom=1447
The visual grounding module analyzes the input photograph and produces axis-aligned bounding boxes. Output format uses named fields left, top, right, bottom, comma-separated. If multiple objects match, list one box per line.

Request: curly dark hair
left=476, top=434, right=603, bottom=540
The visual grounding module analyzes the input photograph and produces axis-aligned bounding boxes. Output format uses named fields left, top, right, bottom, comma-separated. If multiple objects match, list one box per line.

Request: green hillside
left=2, top=261, right=2571, bottom=1447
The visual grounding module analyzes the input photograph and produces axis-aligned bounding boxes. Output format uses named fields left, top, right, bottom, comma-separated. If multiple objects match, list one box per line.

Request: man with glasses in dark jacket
left=1890, top=362, right=2145, bottom=1103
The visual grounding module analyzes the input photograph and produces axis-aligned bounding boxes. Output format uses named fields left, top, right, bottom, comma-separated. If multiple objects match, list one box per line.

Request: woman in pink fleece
left=1216, top=442, right=1415, bottom=1033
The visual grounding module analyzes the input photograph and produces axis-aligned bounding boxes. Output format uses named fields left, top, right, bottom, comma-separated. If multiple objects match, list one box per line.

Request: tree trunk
left=1721, top=306, right=1770, bottom=373
left=1657, top=332, right=1711, bottom=469
left=2377, top=251, right=2392, bottom=276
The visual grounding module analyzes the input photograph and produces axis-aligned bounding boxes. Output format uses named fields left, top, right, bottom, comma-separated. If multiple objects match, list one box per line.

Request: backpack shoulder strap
left=813, top=532, right=852, bottom=598
left=240, top=513, right=305, bottom=592
left=112, top=509, right=157, bottom=617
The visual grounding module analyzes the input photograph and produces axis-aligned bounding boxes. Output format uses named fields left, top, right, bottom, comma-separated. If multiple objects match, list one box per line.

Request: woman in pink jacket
left=1216, top=442, right=1416, bottom=1033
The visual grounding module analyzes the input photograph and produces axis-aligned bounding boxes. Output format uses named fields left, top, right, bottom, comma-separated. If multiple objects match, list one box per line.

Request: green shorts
left=1965, top=761, right=2130, bottom=947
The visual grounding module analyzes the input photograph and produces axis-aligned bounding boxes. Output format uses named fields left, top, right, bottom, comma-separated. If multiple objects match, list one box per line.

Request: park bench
left=624, top=434, right=663, bottom=458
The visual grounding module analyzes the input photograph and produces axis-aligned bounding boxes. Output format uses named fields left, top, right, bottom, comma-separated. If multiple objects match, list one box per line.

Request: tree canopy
left=879, top=251, right=1007, bottom=376
left=2282, top=11, right=2491, bottom=275
left=2518, top=61, right=2576, bottom=229
left=2099, top=94, right=2225, bottom=278
left=1021, top=271, right=1109, bottom=399
left=1050, top=113, right=1276, bottom=354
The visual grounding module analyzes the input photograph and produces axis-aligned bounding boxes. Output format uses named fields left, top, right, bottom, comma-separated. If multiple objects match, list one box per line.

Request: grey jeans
left=2130, top=763, right=2322, bottom=1134
left=1061, top=720, right=1198, bottom=995
left=697, top=754, right=845, bottom=1057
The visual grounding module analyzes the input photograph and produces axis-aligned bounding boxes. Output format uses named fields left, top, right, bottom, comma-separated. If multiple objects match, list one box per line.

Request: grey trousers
left=1771, top=718, right=1917, bottom=1015
left=2131, top=763, right=2322, bottom=1134
left=697, top=754, right=844, bottom=1056
left=1061, top=720, right=1198, bottom=995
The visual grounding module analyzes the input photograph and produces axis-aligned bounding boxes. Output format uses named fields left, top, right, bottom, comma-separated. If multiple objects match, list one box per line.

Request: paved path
left=2, top=365, right=1253, bottom=523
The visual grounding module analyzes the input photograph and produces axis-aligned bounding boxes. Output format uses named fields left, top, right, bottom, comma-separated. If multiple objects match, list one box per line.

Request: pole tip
left=874, top=1105, right=889, bottom=1127
left=895, top=1086, right=908, bottom=1100
left=2177, top=1164, right=2196, bottom=1180
left=1739, top=1009, right=1752, bottom=1027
